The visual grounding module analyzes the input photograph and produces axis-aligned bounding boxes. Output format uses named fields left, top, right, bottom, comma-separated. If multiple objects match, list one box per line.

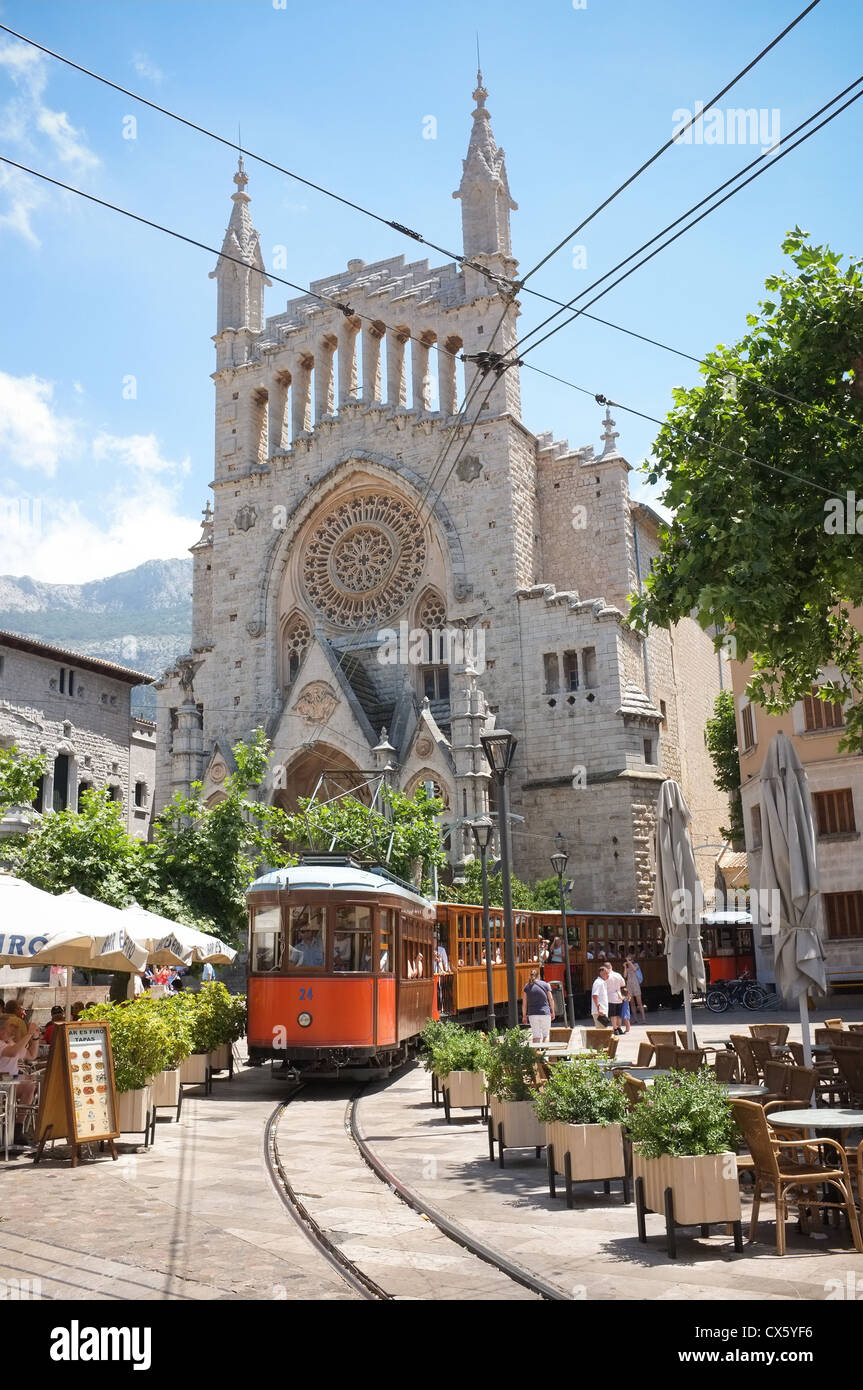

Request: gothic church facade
left=155, top=77, right=729, bottom=908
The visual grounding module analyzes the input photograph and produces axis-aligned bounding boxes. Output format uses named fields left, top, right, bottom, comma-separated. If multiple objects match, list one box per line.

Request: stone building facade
left=732, top=616, right=863, bottom=985
left=155, top=75, right=729, bottom=906
left=0, top=631, right=155, bottom=840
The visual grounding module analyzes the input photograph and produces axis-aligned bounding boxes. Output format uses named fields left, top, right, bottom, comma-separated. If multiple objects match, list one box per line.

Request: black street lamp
left=470, top=816, right=496, bottom=1032
left=550, top=837, right=575, bottom=1027
left=480, top=728, right=518, bottom=1027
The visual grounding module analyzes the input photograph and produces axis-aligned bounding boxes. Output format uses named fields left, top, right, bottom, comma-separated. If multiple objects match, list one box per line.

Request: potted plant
left=420, top=1017, right=456, bottom=1106
left=533, top=1053, right=629, bottom=1205
left=428, top=1025, right=489, bottom=1120
left=628, top=1070, right=742, bottom=1255
left=146, top=995, right=193, bottom=1113
left=483, top=1028, right=545, bottom=1163
left=80, top=1001, right=170, bottom=1139
left=175, top=991, right=213, bottom=1087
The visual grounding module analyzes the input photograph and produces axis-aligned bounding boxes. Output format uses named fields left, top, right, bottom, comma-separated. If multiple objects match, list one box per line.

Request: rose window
left=418, top=591, right=446, bottom=629
left=302, top=493, right=426, bottom=628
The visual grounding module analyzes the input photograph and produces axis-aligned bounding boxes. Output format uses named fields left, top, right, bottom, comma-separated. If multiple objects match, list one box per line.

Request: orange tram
left=246, top=855, right=684, bottom=1077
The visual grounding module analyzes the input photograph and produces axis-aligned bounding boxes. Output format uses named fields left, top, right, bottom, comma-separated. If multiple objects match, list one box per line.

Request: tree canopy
left=0, top=745, right=45, bottom=813
left=704, top=690, right=744, bottom=847
left=630, top=231, right=863, bottom=749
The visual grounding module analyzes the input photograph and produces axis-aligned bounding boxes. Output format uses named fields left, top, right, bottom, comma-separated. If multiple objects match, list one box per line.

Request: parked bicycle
left=704, top=971, right=768, bottom=1013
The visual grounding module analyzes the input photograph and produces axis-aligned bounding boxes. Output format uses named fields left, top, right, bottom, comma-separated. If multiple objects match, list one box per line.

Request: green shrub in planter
left=79, top=1000, right=173, bottom=1094
left=146, top=994, right=193, bottom=1068
left=483, top=1028, right=540, bottom=1102
left=627, top=1069, right=739, bottom=1158
left=428, top=1024, right=488, bottom=1081
left=533, top=1053, right=627, bottom=1126
left=177, top=982, right=245, bottom=1053
left=419, top=1017, right=457, bottom=1070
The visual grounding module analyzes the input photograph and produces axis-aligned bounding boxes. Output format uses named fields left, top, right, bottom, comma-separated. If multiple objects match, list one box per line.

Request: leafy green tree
left=0, top=745, right=45, bottom=813
left=279, top=783, right=446, bottom=888
left=630, top=231, right=863, bottom=749
left=440, top=858, right=537, bottom=909
left=144, top=728, right=293, bottom=943
left=704, top=691, right=744, bottom=847
left=531, top=875, right=563, bottom=910
left=7, top=786, right=144, bottom=905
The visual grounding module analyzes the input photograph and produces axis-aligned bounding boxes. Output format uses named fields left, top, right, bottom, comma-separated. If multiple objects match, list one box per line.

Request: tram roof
left=247, top=862, right=433, bottom=910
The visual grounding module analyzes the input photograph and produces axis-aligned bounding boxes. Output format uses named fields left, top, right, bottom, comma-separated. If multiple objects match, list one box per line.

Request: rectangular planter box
left=208, top=1044, right=231, bottom=1072
left=443, top=1070, right=486, bottom=1109
left=179, top=1053, right=209, bottom=1086
left=151, top=1069, right=180, bottom=1107
left=633, top=1151, right=740, bottom=1225
left=489, top=1097, right=545, bottom=1150
left=117, top=1086, right=151, bottom=1134
left=546, top=1121, right=625, bottom=1181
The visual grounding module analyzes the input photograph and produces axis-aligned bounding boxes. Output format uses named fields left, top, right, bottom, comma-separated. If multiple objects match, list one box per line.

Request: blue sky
left=0, top=0, right=860, bottom=582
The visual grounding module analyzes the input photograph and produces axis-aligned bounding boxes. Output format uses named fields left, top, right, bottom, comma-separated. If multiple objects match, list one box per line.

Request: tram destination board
left=34, top=1021, right=120, bottom=1165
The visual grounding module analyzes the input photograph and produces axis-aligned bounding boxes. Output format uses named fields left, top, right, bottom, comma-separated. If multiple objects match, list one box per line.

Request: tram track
left=264, top=1073, right=561, bottom=1302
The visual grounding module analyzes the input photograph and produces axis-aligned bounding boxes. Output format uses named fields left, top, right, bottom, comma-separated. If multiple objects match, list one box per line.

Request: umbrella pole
left=65, top=968, right=72, bottom=1022
left=799, top=992, right=812, bottom=1069
left=683, top=930, right=695, bottom=1048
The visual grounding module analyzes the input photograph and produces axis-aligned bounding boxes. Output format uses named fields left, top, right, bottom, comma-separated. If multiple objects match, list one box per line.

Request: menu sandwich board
left=34, top=1022, right=119, bottom=1166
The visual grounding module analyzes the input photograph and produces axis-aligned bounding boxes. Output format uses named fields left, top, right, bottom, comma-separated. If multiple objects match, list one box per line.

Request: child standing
left=617, top=987, right=632, bottom=1035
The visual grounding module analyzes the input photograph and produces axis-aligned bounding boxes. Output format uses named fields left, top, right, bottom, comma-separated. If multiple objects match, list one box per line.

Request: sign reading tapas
left=35, top=1021, right=120, bottom=1166
left=67, top=1026, right=114, bottom=1138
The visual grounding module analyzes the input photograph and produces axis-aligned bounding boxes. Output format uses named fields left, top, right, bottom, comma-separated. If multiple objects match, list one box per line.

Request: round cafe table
left=767, top=1107, right=863, bottom=1135
left=724, top=1083, right=767, bottom=1099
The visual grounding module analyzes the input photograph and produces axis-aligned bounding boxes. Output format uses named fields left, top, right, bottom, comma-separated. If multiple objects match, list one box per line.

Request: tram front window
left=251, top=905, right=280, bottom=973
left=333, top=905, right=372, bottom=973
left=285, top=905, right=326, bottom=969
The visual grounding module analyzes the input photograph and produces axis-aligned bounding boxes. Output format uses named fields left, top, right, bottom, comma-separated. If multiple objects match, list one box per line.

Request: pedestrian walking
left=624, top=952, right=647, bottom=1022
left=521, top=968, right=554, bottom=1043
left=605, top=962, right=626, bottom=1034
left=591, top=962, right=612, bottom=1027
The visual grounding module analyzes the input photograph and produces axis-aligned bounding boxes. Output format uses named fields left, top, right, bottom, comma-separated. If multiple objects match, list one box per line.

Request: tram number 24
left=299, top=987, right=313, bottom=1000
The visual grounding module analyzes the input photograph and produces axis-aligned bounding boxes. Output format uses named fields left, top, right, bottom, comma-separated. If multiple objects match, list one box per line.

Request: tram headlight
left=297, top=1011, right=312, bottom=1028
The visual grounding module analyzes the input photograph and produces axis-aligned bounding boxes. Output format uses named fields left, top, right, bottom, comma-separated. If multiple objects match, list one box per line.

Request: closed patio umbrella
left=758, top=730, right=825, bottom=1067
left=121, top=904, right=237, bottom=966
left=653, top=779, right=706, bottom=1048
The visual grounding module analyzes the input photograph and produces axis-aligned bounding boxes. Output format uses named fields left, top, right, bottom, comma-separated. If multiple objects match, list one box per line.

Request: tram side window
left=334, top=904, right=372, bottom=972
left=285, top=905, right=326, bottom=970
left=379, top=909, right=392, bottom=973
left=251, top=905, right=281, bottom=973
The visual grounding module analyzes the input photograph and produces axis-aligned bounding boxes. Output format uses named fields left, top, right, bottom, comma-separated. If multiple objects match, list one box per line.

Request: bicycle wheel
left=705, top=990, right=729, bottom=1013
left=743, top=986, right=767, bottom=1010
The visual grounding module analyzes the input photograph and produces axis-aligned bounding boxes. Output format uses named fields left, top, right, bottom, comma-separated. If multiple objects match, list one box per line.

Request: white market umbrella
left=653, top=779, right=706, bottom=1048
left=0, top=874, right=71, bottom=964
left=121, top=904, right=237, bottom=966
left=3, top=881, right=148, bottom=1018
left=758, top=730, right=826, bottom=1067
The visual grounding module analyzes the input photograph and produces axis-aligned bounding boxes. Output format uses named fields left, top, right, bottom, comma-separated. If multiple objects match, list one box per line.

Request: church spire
left=209, top=156, right=271, bottom=335
left=453, top=69, right=517, bottom=270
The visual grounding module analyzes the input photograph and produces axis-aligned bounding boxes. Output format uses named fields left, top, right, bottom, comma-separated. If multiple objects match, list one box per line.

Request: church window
left=543, top=653, right=559, bottom=694
left=660, top=699, right=667, bottom=726
left=563, top=651, right=578, bottom=691
left=134, top=781, right=146, bottom=807
left=284, top=615, right=311, bottom=685
left=418, top=591, right=446, bottom=630
left=423, top=667, right=450, bottom=702
left=582, top=647, right=597, bottom=688
left=301, top=491, right=426, bottom=629
left=52, top=754, right=69, bottom=813
left=643, top=738, right=656, bottom=765
left=229, top=613, right=237, bottom=622
left=59, top=667, right=65, bottom=694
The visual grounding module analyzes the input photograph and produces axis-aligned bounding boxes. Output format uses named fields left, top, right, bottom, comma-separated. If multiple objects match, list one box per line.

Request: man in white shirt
left=605, top=962, right=627, bottom=1034
left=591, top=963, right=611, bottom=1026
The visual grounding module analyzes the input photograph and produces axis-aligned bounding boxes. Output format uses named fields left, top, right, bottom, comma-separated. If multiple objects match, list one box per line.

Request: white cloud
left=0, top=40, right=99, bottom=243
left=0, top=372, right=199, bottom=582
left=0, top=371, right=79, bottom=474
left=132, top=52, right=164, bottom=84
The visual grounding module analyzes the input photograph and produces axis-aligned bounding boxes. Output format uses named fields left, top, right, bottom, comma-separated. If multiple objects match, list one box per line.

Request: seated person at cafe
left=0, top=1015, right=41, bottom=1147
left=1, top=1000, right=28, bottom=1044
left=41, top=1006, right=65, bottom=1046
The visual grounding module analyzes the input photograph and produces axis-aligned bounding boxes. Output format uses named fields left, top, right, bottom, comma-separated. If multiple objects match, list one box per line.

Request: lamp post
left=480, top=728, right=518, bottom=1027
left=550, top=837, right=575, bottom=1027
left=470, top=816, right=497, bottom=1032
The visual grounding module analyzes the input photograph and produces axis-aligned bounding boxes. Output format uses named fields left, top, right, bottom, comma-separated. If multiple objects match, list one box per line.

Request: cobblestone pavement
left=0, top=1065, right=356, bottom=1301
left=356, top=1008, right=863, bottom=1301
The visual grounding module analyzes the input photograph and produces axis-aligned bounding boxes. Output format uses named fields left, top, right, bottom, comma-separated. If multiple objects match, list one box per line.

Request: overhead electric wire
left=0, top=20, right=502, bottom=291
left=518, top=0, right=824, bottom=287
left=514, top=75, right=863, bottom=359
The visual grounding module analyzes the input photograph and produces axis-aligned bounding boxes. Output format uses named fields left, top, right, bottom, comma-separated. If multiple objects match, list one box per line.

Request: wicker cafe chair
left=832, top=1047, right=863, bottom=1106
left=671, top=1048, right=706, bottom=1073
left=749, top=1023, right=790, bottom=1046
left=712, top=1050, right=739, bottom=1083
left=731, top=1034, right=761, bottom=1084
left=636, top=1042, right=654, bottom=1068
left=653, top=1044, right=678, bottom=1069
left=749, top=1037, right=775, bottom=1074
left=646, top=1030, right=678, bottom=1048
left=622, top=1073, right=647, bottom=1110
left=731, top=1099, right=863, bottom=1256
left=824, top=1019, right=845, bottom=1031
left=762, top=1062, right=817, bottom=1105
left=829, top=1032, right=863, bottom=1050
left=585, top=1028, right=616, bottom=1054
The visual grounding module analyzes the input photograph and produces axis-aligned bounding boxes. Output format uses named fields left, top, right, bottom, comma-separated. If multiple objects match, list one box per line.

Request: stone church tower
left=155, top=76, right=729, bottom=908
